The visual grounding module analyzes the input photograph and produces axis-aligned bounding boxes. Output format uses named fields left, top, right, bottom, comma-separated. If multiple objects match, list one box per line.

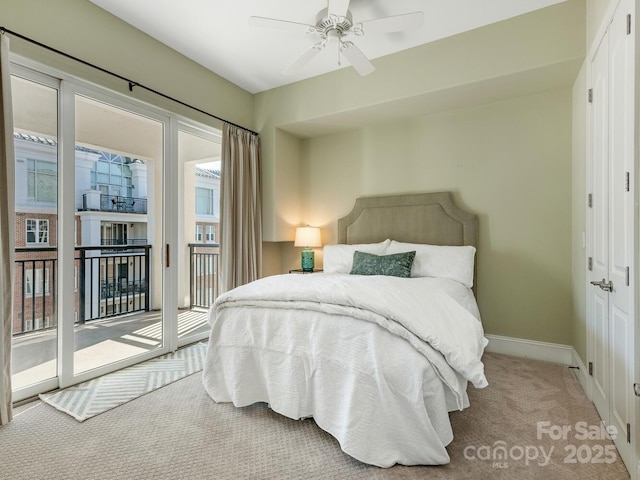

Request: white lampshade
left=294, top=226, right=322, bottom=247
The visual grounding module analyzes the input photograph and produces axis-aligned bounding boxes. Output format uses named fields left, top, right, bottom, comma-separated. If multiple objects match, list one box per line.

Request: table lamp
left=294, top=226, right=322, bottom=272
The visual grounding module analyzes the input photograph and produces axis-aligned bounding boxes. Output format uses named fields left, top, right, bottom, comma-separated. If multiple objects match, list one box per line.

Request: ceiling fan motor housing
left=315, top=8, right=354, bottom=38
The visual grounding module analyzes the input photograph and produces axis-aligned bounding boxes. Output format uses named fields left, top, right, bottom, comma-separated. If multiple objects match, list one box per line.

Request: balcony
left=11, top=244, right=221, bottom=391
left=11, top=308, right=211, bottom=391
left=100, top=238, right=148, bottom=254
left=12, top=244, right=219, bottom=336
left=81, top=193, right=148, bottom=214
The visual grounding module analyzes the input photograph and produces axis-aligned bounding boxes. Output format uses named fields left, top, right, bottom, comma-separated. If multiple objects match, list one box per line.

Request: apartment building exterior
left=12, top=132, right=220, bottom=335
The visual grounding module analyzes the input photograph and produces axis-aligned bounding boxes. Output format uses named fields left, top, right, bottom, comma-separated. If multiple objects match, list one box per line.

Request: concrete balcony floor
left=11, top=308, right=210, bottom=391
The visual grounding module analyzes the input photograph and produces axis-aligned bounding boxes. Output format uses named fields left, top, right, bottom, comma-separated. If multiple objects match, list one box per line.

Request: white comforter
left=202, top=273, right=488, bottom=467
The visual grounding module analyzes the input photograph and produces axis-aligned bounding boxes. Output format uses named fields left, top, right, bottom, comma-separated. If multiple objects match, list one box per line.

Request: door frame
left=175, top=120, right=221, bottom=349
left=9, top=63, right=61, bottom=402
left=58, top=80, right=174, bottom=388
left=8, top=53, right=214, bottom=400
left=585, top=0, right=638, bottom=477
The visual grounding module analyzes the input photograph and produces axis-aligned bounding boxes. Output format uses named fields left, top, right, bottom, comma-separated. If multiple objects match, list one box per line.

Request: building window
left=25, top=268, right=50, bottom=296
left=101, top=222, right=128, bottom=246
left=195, top=225, right=203, bottom=242
left=205, top=225, right=215, bottom=243
left=195, top=187, right=218, bottom=216
left=27, top=158, right=57, bottom=203
left=26, top=219, right=49, bottom=244
left=90, top=152, right=134, bottom=198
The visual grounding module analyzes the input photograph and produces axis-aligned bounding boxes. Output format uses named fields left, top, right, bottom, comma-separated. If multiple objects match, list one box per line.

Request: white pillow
left=323, top=239, right=391, bottom=274
left=386, top=240, right=476, bottom=288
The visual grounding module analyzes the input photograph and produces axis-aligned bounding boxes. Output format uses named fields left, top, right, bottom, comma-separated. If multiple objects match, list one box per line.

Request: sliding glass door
left=10, top=66, right=172, bottom=400
left=176, top=125, right=222, bottom=346
left=9, top=60, right=219, bottom=402
left=71, top=90, right=167, bottom=378
left=10, top=68, right=60, bottom=398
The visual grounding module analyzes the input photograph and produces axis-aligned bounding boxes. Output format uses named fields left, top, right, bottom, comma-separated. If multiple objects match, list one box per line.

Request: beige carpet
left=0, top=353, right=630, bottom=480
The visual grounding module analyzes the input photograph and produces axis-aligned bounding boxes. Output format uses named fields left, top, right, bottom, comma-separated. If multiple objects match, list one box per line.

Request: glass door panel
left=10, top=73, right=59, bottom=394
left=73, top=94, right=164, bottom=374
left=177, top=127, right=221, bottom=345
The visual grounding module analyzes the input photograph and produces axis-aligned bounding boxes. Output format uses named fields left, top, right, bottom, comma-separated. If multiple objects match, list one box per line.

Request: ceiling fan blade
left=360, top=11, right=424, bottom=35
left=249, top=16, right=316, bottom=33
left=327, top=0, right=351, bottom=18
left=341, top=42, right=375, bottom=76
left=283, top=45, right=323, bottom=74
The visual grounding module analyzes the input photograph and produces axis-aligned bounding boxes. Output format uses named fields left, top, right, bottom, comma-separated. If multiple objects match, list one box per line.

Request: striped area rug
left=39, top=343, right=207, bottom=422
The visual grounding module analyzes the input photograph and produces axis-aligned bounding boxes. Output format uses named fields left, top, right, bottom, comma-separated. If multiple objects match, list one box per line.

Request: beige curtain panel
left=0, top=33, right=15, bottom=426
left=220, top=123, right=262, bottom=293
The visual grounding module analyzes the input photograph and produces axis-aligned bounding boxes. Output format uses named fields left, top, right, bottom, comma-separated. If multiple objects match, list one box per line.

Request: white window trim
left=205, top=225, right=215, bottom=243
left=26, top=218, right=49, bottom=245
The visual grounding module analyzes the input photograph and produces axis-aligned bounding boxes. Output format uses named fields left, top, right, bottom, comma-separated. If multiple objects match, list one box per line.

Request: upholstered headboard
left=337, top=192, right=478, bottom=289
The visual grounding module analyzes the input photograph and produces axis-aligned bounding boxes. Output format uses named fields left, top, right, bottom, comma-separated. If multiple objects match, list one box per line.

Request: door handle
left=590, top=278, right=613, bottom=292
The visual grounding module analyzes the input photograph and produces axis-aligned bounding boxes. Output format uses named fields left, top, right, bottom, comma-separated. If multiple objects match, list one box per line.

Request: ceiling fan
left=249, top=0, right=424, bottom=77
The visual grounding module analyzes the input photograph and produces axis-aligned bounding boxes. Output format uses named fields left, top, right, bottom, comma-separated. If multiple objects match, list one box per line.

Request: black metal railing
left=13, top=245, right=152, bottom=335
left=77, top=245, right=151, bottom=323
left=100, top=238, right=148, bottom=254
left=81, top=193, right=148, bottom=214
left=14, top=242, right=224, bottom=334
left=100, top=238, right=148, bottom=246
left=14, top=247, right=57, bottom=335
left=189, top=243, right=220, bottom=309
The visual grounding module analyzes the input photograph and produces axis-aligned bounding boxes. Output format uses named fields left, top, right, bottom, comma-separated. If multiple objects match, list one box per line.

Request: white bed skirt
left=202, top=305, right=469, bottom=467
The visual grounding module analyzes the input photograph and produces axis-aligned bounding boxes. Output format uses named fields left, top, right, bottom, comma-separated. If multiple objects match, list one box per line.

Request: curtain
left=0, top=33, right=15, bottom=426
left=220, top=123, right=262, bottom=292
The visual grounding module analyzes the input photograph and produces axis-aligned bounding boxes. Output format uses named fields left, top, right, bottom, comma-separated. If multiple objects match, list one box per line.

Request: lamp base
left=301, top=248, right=315, bottom=272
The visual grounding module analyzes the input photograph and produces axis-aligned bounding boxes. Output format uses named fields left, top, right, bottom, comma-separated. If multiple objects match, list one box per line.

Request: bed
left=202, top=192, right=488, bottom=467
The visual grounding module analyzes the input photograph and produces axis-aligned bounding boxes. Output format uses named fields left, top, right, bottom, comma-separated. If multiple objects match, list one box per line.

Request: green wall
left=295, top=89, right=574, bottom=345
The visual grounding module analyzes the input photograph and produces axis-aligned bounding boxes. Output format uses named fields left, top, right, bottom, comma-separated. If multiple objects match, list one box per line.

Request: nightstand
left=289, top=269, right=323, bottom=274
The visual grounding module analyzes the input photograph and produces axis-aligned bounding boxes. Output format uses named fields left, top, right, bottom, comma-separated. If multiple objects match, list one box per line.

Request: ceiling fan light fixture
left=326, top=29, right=341, bottom=43
left=250, top=0, right=424, bottom=77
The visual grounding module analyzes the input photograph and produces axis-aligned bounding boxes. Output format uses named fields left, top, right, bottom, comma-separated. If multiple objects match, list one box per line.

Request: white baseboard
left=485, top=334, right=574, bottom=365
left=484, top=334, right=592, bottom=398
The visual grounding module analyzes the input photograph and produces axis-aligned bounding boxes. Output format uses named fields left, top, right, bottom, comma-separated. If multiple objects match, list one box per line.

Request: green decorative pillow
left=350, top=251, right=416, bottom=278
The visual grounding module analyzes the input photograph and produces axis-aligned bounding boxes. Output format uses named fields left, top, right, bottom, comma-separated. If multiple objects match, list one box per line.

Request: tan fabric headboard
left=337, top=192, right=478, bottom=289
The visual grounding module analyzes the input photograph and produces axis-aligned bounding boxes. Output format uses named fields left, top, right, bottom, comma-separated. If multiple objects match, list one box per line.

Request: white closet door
left=588, top=0, right=635, bottom=473
left=607, top=0, right=634, bottom=468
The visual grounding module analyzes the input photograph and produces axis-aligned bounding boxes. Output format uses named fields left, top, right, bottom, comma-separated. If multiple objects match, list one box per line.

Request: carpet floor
left=0, top=352, right=630, bottom=480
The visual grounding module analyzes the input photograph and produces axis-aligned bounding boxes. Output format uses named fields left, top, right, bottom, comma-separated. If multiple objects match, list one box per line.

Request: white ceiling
left=89, top=0, right=567, bottom=94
